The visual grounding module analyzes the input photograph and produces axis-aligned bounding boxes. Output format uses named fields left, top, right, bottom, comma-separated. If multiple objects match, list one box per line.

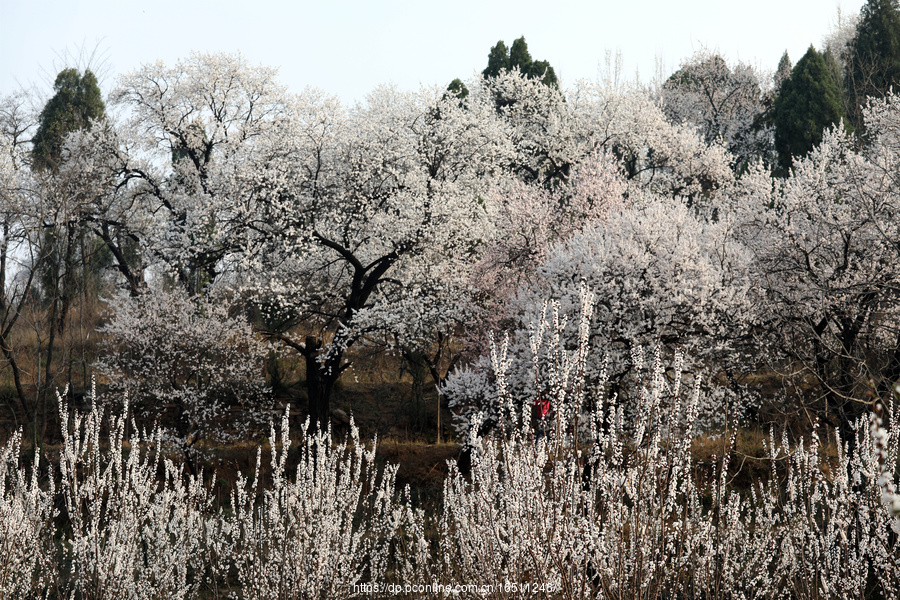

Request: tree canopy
left=445, top=78, right=469, bottom=101
left=482, top=36, right=558, bottom=88
left=845, top=0, right=900, bottom=129
left=773, top=45, right=846, bottom=171
left=774, top=51, right=792, bottom=92
left=660, top=51, right=772, bottom=172
left=31, top=68, right=105, bottom=172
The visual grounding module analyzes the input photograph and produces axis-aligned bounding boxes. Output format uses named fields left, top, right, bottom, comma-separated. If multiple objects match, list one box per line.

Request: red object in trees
left=534, top=397, right=550, bottom=417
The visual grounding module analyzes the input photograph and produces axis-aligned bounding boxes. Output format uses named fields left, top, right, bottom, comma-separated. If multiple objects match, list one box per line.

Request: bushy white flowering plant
left=0, top=429, right=56, bottom=599
left=55, top=385, right=212, bottom=600
left=94, top=286, right=272, bottom=458
left=0, top=324, right=897, bottom=598
left=436, top=284, right=900, bottom=600
left=229, top=408, right=428, bottom=600
left=446, top=193, right=758, bottom=436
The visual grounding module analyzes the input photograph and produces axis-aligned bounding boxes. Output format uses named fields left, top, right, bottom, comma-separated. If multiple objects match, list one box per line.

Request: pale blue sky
left=1, top=0, right=867, bottom=104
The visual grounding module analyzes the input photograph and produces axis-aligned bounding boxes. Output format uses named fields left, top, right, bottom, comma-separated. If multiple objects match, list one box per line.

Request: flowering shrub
left=445, top=193, right=757, bottom=436
left=56, top=387, right=212, bottom=600
left=0, top=320, right=898, bottom=599
left=0, top=430, right=55, bottom=600
left=95, top=287, right=272, bottom=451
left=467, top=152, right=627, bottom=354
left=660, top=50, right=774, bottom=171
left=0, top=388, right=424, bottom=600
left=436, top=298, right=900, bottom=600
left=229, top=408, right=427, bottom=600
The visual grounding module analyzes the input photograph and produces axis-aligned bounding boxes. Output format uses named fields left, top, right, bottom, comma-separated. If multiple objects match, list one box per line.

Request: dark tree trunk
left=0, top=340, right=27, bottom=427
left=403, top=349, right=428, bottom=434
left=305, top=336, right=337, bottom=432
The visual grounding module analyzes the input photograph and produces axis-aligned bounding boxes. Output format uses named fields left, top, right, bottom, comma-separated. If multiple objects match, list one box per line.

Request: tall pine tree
left=845, top=0, right=900, bottom=130
left=508, top=37, right=533, bottom=74
left=31, top=67, right=112, bottom=410
left=774, top=46, right=846, bottom=172
left=483, top=40, right=511, bottom=79
left=31, top=68, right=105, bottom=172
left=482, top=37, right=558, bottom=87
left=774, top=51, right=792, bottom=92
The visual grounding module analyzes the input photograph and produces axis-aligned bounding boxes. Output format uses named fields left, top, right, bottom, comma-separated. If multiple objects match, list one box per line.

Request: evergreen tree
left=823, top=48, right=844, bottom=93
left=774, top=46, right=846, bottom=172
left=31, top=66, right=111, bottom=384
left=845, top=0, right=900, bottom=130
left=483, top=40, right=510, bottom=79
left=31, top=68, right=105, bottom=171
left=482, top=37, right=558, bottom=88
left=529, top=59, right=558, bottom=88
left=445, top=78, right=469, bottom=101
left=509, top=37, right=533, bottom=74
left=774, top=51, right=792, bottom=92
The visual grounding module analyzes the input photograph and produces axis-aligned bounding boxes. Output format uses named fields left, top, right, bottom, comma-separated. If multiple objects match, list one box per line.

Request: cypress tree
left=845, top=0, right=900, bottom=130
left=482, top=37, right=558, bottom=88
left=508, top=37, right=533, bottom=74
left=774, top=51, right=792, bottom=92
left=31, top=68, right=106, bottom=172
left=528, top=59, right=558, bottom=88
left=32, top=68, right=110, bottom=344
left=483, top=41, right=510, bottom=79
left=445, top=78, right=469, bottom=101
left=774, top=46, right=846, bottom=172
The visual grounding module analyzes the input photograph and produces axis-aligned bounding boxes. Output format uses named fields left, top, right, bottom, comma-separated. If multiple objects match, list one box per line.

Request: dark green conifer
left=481, top=37, right=558, bottom=88
left=445, top=78, right=469, bottom=101
left=31, top=68, right=105, bottom=171
left=483, top=40, right=510, bottom=79
left=774, top=46, right=846, bottom=172
left=508, top=37, right=533, bottom=74
left=845, top=0, right=900, bottom=130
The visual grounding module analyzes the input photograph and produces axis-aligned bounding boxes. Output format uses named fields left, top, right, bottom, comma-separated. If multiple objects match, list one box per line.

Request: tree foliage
left=31, top=68, right=105, bottom=172
left=4, top=46, right=900, bottom=598
left=845, top=0, right=900, bottom=130
left=445, top=77, right=469, bottom=101
left=774, top=50, right=792, bottom=92
left=4, top=45, right=900, bottom=442
left=773, top=45, right=845, bottom=172
left=446, top=192, right=755, bottom=433
left=743, top=92, right=900, bottom=432
left=236, top=84, right=506, bottom=427
left=30, top=68, right=110, bottom=342
left=822, top=6, right=860, bottom=76
left=482, top=36, right=558, bottom=88
left=95, top=287, right=271, bottom=454
left=661, top=51, right=773, bottom=171
left=109, top=52, right=291, bottom=296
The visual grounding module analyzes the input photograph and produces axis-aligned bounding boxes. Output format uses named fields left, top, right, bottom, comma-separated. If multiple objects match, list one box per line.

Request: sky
left=0, top=0, right=868, bottom=105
